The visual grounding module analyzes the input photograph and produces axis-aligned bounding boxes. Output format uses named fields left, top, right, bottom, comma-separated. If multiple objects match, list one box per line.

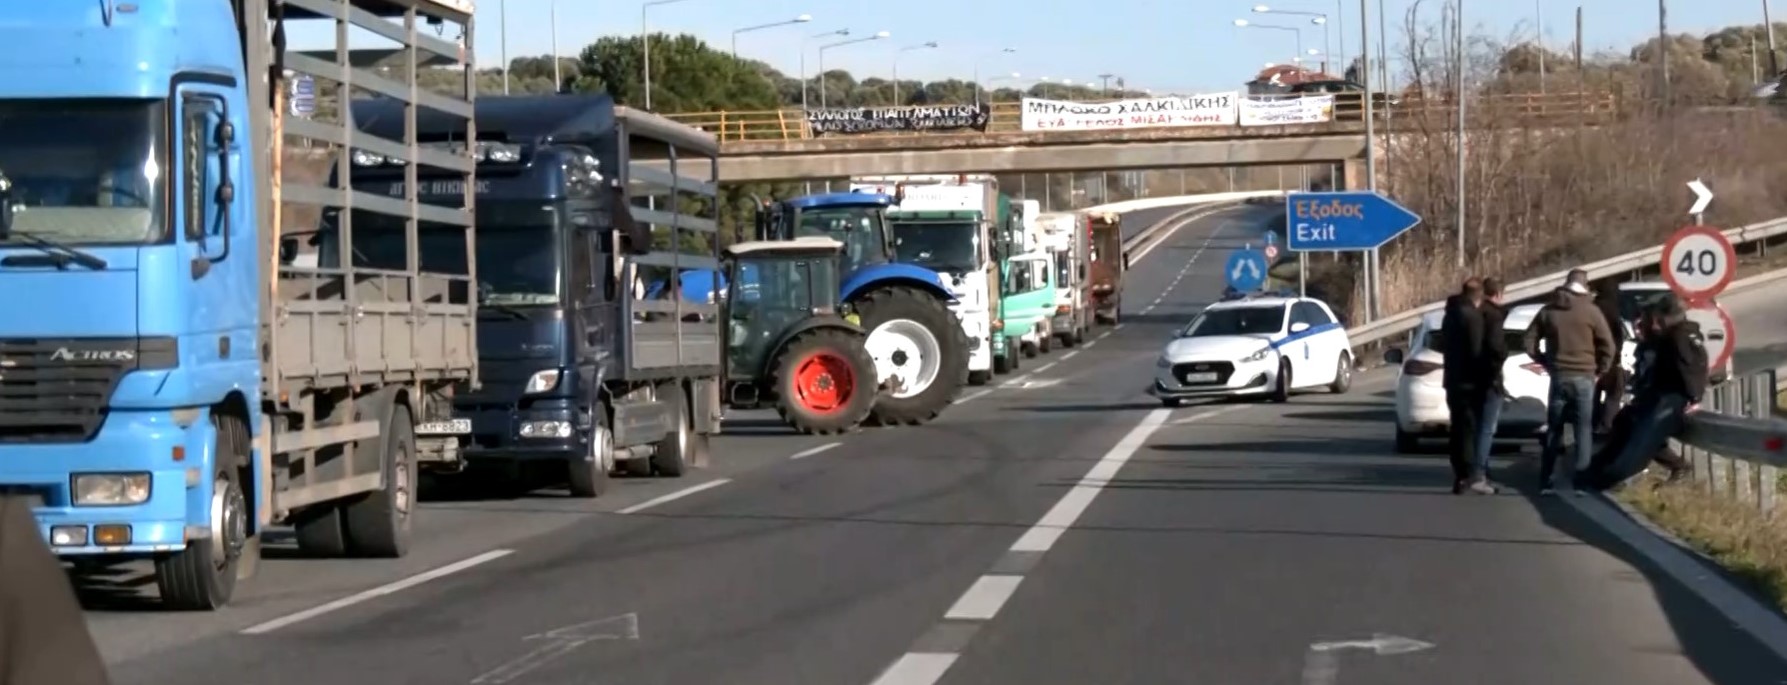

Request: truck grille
left=0, top=338, right=177, bottom=444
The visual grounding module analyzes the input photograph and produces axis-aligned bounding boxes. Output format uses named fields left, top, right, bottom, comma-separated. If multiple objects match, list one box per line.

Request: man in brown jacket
left=0, top=495, right=111, bottom=684
left=1524, top=269, right=1617, bottom=495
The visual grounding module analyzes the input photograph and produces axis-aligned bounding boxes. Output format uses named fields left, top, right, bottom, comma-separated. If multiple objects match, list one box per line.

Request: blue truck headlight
left=71, top=473, right=151, bottom=506
left=519, top=421, right=573, bottom=439
left=1242, top=346, right=1272, bottom=363
left=524, top=369, right=562, bottom=394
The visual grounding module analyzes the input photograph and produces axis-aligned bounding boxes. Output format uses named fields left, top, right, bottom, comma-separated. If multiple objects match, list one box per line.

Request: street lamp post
left=1254, top=6, right=1331, bottom=72
left=642, top=0, right=699, bottom=111
left=894, top=41, right=939, bottom=104
left=972, top=47, right=1017, bottom=106
left=801, top=28, right=849, bottom=110
left=734, top=14, right=812, bottom=59
left=1234, top=19, right=1305, bottom=71
left=500, top=0, right=509, bottom=93
left=819, top=31, right=891, bottom=107
left=549, top=0, right=560, bottom=91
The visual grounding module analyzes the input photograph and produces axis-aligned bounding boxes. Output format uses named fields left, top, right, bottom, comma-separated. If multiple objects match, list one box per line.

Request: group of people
left=1438, top=269, right=1709, bottom=496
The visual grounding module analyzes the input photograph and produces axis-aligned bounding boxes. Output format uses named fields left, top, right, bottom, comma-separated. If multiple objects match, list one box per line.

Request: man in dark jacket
left=1469, top=277, right=1509, bottom=492
left=1579, top=303, right=1693, bottom=489
left=0, top=495, right=112, bottom=685
left=1440, top=277, right=1489, bottom=494
left=1589, top=296, right=1706, bottom=490
left=1591, top=279, right=1628, bottom=435
left=1524, top=269, right=1616, bottom=495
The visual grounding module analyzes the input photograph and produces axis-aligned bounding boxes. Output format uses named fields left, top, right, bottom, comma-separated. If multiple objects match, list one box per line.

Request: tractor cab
left=721, top=236, right=877, bottom=434
left=757, top=191, right=899, bottom=275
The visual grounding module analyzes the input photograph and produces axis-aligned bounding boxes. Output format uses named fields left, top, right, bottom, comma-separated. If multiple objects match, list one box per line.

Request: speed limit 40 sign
left=1660, top=225, right=1736, bottom=304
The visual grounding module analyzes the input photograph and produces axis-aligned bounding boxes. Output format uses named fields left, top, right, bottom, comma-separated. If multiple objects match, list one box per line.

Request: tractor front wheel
left=857, top=287, right=969, bottom=426
left=775, top=329, right=878, bottom=434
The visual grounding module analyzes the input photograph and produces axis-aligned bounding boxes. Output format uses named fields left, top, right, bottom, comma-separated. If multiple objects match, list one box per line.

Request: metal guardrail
left=1348, top=215, right=1787, bottom=351
left=1673, top=367, right=1785, bottom=514
left=664, top=91, right=1617, bottom=143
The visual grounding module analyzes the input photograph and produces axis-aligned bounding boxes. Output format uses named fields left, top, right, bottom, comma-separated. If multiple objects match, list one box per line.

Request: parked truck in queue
left=1000, top=197, right=1058, bottom=361
left=0, top=0, right=479, bottom=609
left=1038, top=211, right=1091, bottom=347
left=332, top=94, right=724, bottom=498
left=1087, top=211, right=1126, bottom=325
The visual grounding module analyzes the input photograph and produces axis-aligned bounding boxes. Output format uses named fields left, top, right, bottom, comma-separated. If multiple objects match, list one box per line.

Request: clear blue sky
left=297, top=0, right=1776, bottom=93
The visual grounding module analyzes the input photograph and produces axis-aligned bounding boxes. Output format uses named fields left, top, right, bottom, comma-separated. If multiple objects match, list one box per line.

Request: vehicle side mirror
left=1383, top=347, right=1405, bottom=365
left=1289, top=322, right=1311, bottom=334
left=278, top=237, right=299, bottom=265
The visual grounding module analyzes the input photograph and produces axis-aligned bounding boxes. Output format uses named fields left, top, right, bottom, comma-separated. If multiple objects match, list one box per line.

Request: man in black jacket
left=1440, top=277, right=1490, bottom=494
left=0, top=495, right=112, bottom=685
left=1591, top=279, right=1628, bottom=435
left=1468, top=277, right=1509, bottom=492
left=1584, top=297, right=1704, bottom=490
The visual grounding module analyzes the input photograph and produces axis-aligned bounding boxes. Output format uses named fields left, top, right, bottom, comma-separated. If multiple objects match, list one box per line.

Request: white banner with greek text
left=1019, top=92, right=1239, bottom=132
left=1238, top=95, right=1335, bottom=126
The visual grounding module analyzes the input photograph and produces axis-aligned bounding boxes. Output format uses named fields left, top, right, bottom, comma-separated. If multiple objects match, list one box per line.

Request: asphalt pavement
left=88, top=204, right=1787, bottom=685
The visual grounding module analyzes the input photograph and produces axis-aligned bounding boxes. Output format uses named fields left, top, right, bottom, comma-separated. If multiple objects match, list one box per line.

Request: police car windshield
left=0, top=98, right=165, bottom=245
left=1181, top=306, right=1283, bottom=337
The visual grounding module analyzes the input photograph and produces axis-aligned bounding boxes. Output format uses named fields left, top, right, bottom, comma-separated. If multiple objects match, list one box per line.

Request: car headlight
left=524, top=369, right=562, bottom=394
left=72, top=473, right=151, bottom=506
left=1242, top=346, right=1272, bottom=363
left=1156, top=355, right=1173, bottom=368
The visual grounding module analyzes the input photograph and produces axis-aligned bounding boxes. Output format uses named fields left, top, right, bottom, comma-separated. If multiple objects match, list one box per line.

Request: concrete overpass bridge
left=660, top=91, right=1617, bottom=182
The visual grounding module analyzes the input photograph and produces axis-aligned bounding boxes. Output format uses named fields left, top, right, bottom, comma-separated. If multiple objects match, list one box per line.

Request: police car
left=1150, top=292, right=1354, bottom=406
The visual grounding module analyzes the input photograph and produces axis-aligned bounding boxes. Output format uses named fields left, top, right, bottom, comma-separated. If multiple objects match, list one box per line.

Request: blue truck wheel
left=155, top=412, right=251, bottom=610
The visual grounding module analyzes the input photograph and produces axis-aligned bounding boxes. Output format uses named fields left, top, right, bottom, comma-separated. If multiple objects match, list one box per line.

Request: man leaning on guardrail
left=1579, top=296, right=1707, bottom=492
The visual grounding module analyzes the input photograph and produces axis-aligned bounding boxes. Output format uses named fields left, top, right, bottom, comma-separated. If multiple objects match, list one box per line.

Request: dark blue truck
left=327, top=93, right=723, bottom=497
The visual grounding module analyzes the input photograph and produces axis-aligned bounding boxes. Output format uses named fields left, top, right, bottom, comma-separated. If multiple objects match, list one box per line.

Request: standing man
left=1591, top=279, right=1628, bottom=436
left=1440, top=277, right=1490, bottom=494
left=1471, top=277, right=1509, bottom=492
left=1525, top=269, right=1616, bottom=496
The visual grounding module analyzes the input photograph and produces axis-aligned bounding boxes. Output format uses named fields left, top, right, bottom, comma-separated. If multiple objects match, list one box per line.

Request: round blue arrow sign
left=1263, top=230, right=1278, bottom=246
left=1224, top=248, right=1268, bottom=291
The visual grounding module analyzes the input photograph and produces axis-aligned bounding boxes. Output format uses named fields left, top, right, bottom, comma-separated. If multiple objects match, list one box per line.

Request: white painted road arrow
left=1300, top=634, right=1435, bottom=685
left=470, top=612, right=640, bottom=684
left=1688, top=178, right=1714, bottom=216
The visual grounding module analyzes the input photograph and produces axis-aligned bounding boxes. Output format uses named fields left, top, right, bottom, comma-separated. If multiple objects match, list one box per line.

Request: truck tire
left=344, top=402, right=416, bottom=558
left=567, top=404, right=613, bottom=498
left=651, top=383, right=690, bottom=477
left=294, top=506, right=348, bottom=556
left=856, top=287, right=969, bottom=426
left=774, top=328, right=877, bottom=434
left=968, top=370, right=992, bottom=385
left=156, top=412, right=251, bottom=610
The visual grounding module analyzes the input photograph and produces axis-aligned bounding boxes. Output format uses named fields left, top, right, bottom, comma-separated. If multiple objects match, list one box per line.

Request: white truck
left=850, top=174, right=1003, bottom=384
left=1038, top=211, right=1091, bottom=347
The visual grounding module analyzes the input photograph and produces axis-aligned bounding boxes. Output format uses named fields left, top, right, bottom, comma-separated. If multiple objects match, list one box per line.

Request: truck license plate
left=415, top=418, right=472, bottom=435
left=1183, top=372, right=1219, bottom=383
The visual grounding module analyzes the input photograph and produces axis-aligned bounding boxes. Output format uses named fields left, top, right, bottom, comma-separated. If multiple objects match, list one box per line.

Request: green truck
left=994, top=195, right=1057, bottom=372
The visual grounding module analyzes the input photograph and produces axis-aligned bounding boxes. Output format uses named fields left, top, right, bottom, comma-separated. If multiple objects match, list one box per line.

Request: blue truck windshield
left=347, top=202, right=561, bottom=305
left=794, top=205, right=886, bottom=273
left=0, top=99, right=166, bottom=245
left=890, top=221, right=979, bottom=274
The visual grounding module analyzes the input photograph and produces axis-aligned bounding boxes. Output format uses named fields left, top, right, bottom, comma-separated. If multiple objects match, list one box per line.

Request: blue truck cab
left=331, top=93, right=725, bottom=497
left=0, top=0, right=482, bottom=610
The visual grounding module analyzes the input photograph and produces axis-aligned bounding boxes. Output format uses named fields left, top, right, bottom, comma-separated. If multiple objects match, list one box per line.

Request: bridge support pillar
left=1339, top=158, right=1369, bottom=191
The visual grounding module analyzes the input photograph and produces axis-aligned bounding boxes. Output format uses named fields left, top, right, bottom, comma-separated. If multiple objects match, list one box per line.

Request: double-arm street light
left=801, top=28, right=849, bottom=109
left=1254, top=5, right=1331, bottom=72
left=819, top=31, right=891, bottom=107
left=1234, top=19, right=1306, bottom=71
left=893, top=41, right=939, bottom=104
left=972, top=47, right=1017, bottom=106
left=642, top=0, right=700, bottom=110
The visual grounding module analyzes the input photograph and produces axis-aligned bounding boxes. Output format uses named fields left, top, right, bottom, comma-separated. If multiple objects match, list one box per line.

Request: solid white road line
left=616, top=479, right=732, bottom=515
left=943, top=574, right=1025, bottom=620
left=241, top=549, right=514, bottom=635
left=789, top=442, right=843, bottom=460
left=869, top=653, right=961, bottom=685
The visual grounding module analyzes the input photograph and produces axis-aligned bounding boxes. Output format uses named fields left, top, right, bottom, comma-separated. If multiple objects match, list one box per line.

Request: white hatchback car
left=1150, top=293, right=1354, bottom=406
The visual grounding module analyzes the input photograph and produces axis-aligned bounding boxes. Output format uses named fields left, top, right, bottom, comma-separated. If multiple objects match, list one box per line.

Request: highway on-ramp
left=92, top=204, right=1787, bottom=685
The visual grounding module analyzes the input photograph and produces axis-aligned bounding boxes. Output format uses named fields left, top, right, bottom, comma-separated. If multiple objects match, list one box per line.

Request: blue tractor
left=755, top=192, right=968, bottom=425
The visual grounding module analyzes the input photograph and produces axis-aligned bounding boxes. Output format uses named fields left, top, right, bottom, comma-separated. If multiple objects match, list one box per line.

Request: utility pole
left=1536, top=0, right=1546, bottom=92
left=1098, top=73, right=1114, bottom=96
left=1455, top=0, right=1466, bottom=269
left=1361, top=0, right=1380, bottom=322
left=1767, top=0, right=1780, bottom=77
left=1657, top=0, right=1669, bottom=105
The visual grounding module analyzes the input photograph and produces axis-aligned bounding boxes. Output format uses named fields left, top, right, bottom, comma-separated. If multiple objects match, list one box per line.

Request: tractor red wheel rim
left=793, top=353, right=854, bottom=415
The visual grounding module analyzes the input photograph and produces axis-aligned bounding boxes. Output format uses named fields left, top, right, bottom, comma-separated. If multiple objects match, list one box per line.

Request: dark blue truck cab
left=324, top=93, right=723, bottom=497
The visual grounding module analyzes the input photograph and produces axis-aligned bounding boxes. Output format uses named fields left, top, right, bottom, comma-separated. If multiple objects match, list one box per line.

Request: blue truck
left=755, top=193, right=968, bottom=425
left=0, top=0, right=480, bottom=609
left=338, top=94, right=724, bottom=497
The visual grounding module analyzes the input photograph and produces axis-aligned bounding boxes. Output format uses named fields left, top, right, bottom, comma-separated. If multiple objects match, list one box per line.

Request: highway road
left=90, top=204, right=1787, bottom=685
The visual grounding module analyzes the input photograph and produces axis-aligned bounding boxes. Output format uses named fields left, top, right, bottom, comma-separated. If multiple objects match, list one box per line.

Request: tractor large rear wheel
left=774, top=328, right=877, bottom=434
left=856, top=287, right=969, bottom=426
